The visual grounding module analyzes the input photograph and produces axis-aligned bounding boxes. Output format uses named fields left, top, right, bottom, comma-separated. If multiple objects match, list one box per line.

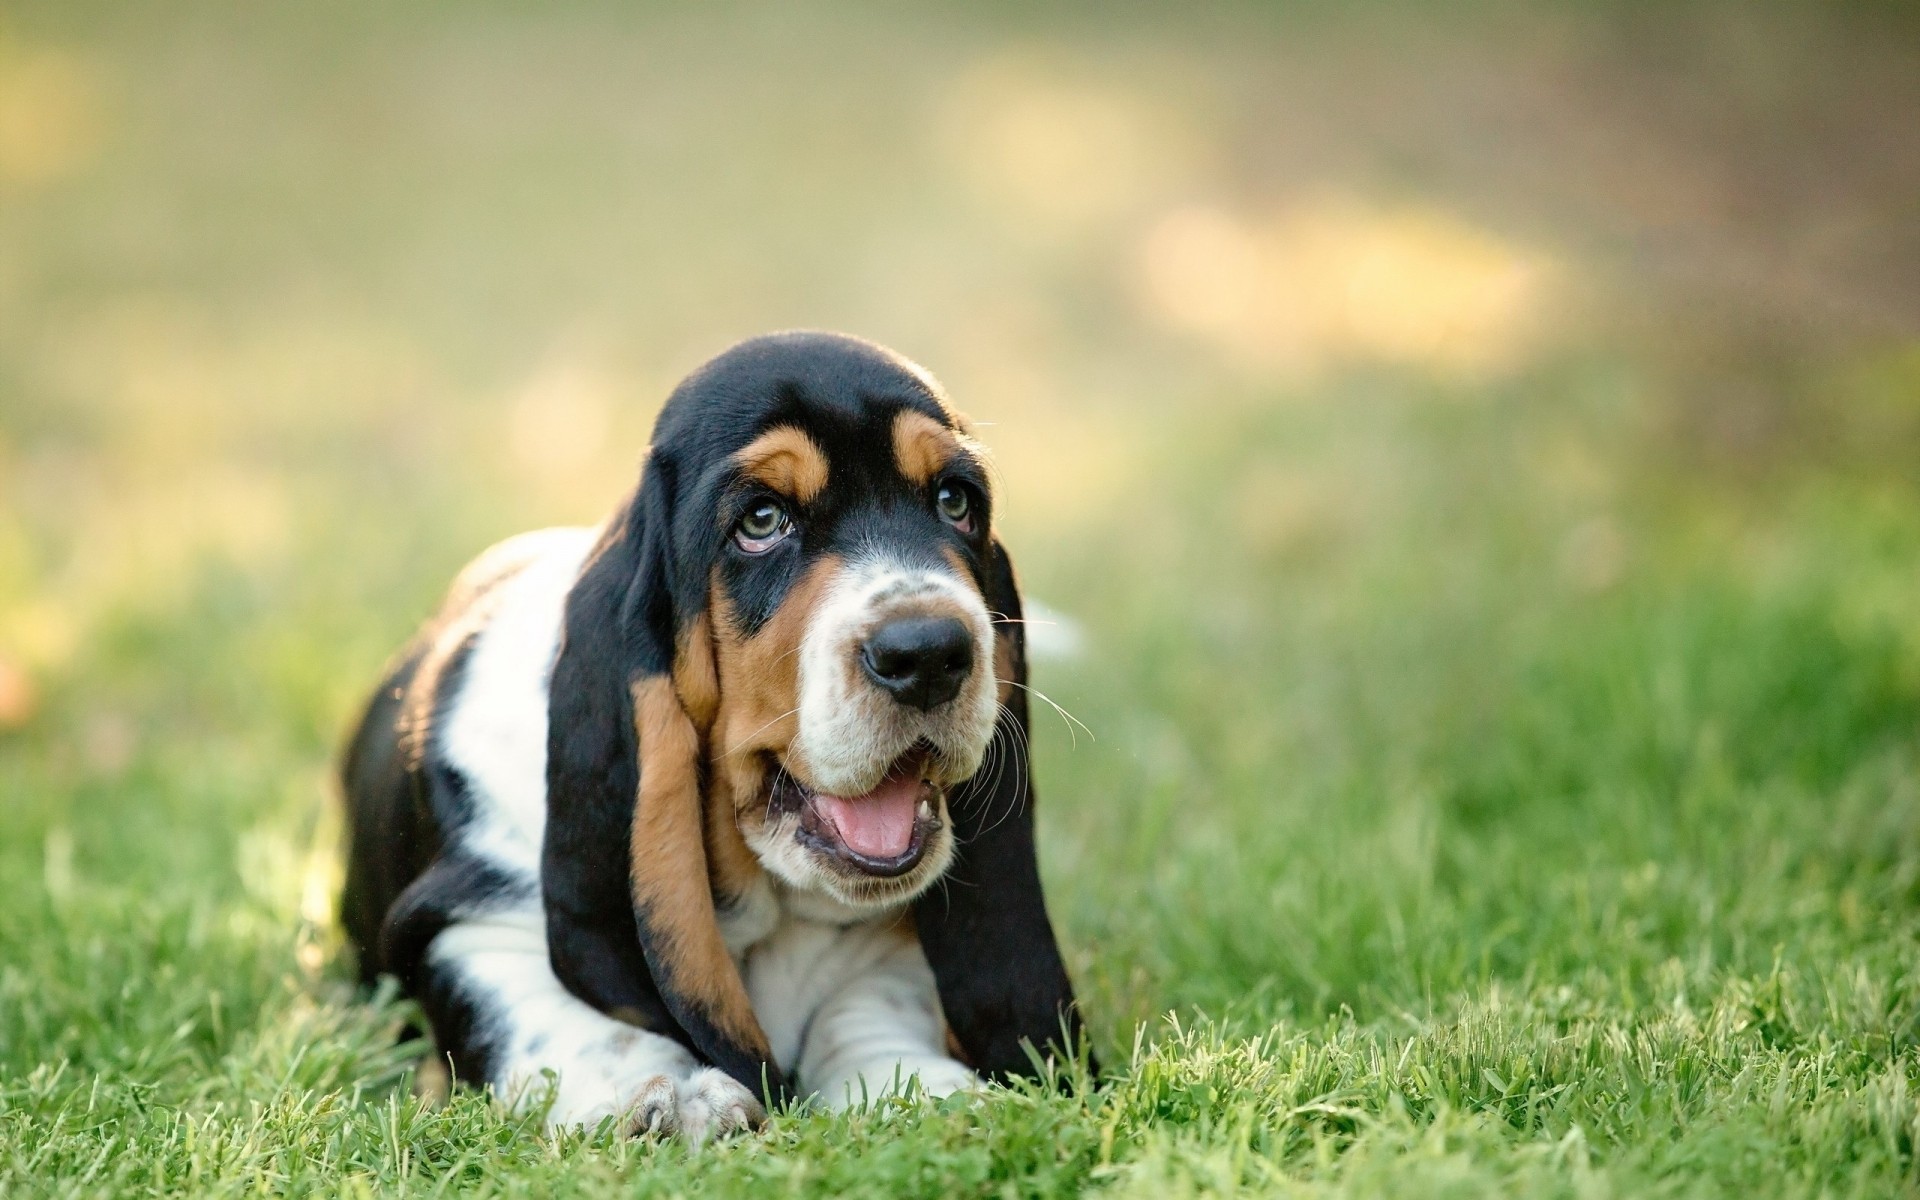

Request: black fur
left=540, top=481, right=712, bottom=1078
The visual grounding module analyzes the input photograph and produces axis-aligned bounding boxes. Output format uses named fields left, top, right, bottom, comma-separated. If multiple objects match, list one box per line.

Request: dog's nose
left=860, top=616, right=974, bottom=710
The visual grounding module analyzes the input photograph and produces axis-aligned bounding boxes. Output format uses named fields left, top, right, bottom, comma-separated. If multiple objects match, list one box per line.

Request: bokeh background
left=5, top=1, right=1920, bottom=1187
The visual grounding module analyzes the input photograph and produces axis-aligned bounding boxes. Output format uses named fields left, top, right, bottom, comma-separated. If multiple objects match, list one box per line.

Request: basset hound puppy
left=339, top=332, right=1092, bottom=1140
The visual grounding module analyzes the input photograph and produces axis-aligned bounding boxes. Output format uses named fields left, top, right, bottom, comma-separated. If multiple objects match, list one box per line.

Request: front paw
left=666, top=1067, right=766, bottom=1143
left=528, top=1065, right=764, bottom=1142
left=622, top=1074, right=683, bottom=1137
left=905, top=1058, right=979, bottom=1100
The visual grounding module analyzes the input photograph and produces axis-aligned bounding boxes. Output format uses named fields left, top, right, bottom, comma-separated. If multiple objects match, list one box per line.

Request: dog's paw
left=622, top=1074, right=683, bottom=1137
left=673, top=1067, right=766, bottom=1143
left=500, top=1026, right=767, bottom=1141
left=603, top=1067, right=763, bottom=1142
left=905, top=1058, right=979, bottom=1100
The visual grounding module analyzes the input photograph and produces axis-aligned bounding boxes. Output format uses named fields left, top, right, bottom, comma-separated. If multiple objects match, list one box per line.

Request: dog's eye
left=734, top=500, right=792, bottom=552
left=936, top=481, right=973, bottom=532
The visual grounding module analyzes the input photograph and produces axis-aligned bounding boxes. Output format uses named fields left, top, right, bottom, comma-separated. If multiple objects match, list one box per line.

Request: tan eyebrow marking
left=734, top=425, right=829, bottom=503
left=892, top=409, right=964, bottom=487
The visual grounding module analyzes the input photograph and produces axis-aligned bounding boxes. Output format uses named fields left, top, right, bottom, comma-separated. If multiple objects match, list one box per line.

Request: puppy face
left=668, top=359, right=1003, bottom=912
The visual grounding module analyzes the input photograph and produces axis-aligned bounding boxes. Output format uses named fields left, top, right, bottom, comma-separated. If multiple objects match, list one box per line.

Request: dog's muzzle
left=769, top=745, right=945, bottom=877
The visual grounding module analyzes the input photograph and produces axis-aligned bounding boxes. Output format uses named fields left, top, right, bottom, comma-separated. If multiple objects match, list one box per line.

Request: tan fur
left=891, top=410, right=962, bottom=487
left=673, top=613, right=721, bottom=734
left=708, top=557, right=841, bottom=821
left=668, top=612, right=762, bottom=904
left=734, top=426, right=829, bottom=503
left=704, top=792, right=766, bottom=908
left=629, top=676, right=770, bottom=1052
left=937, top=544, right=971, bottom=579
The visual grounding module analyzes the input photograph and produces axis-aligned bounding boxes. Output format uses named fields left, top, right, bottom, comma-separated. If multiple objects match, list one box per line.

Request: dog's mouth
left=768, top=744, right=944, bottom=878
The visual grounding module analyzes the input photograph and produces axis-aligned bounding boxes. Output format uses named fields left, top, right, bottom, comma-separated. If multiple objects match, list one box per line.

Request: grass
left=4, top=1, right=1920, bottom=1195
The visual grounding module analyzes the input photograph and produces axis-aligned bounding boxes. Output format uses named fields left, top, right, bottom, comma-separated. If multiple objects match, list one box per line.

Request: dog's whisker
left=719, top=707, right=802, bottom=759
left=1003, top=680, right=1094, bottom=747
left=972, top=707, right=1029, bottom=840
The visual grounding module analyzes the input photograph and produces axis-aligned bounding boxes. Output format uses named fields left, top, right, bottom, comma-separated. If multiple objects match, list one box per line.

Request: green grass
left=5, top=1, right=1920, bottom=1195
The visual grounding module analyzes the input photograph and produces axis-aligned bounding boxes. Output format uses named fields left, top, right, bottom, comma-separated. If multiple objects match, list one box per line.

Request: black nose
left=860, top=616, right=974, bottom=710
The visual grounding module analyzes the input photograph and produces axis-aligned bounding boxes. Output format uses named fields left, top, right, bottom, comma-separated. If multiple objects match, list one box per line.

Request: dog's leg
left=419, top=903, right=764, bottom=1139
left=764, top=924, right=977, bottom=1109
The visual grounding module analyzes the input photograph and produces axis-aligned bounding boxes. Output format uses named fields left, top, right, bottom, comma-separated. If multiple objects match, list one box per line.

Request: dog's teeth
left=916, top=799, right=933, bottom=820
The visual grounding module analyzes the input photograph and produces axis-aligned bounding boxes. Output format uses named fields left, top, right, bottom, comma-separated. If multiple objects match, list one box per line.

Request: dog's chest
left=725, top=887, right=923, bottom=1073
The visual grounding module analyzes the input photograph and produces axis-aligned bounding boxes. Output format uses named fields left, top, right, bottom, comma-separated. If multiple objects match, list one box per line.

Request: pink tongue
left=813, top=771, right=921, bottom=860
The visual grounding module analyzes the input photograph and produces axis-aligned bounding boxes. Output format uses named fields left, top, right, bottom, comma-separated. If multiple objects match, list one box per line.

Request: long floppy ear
left=913, top=538, right=1096, bottom=1083
left=543, top=454, right=789, bottom=1104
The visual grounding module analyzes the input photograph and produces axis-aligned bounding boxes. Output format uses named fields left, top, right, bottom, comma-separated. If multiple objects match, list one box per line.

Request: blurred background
left=3, top=0, right=1920, bottom=1050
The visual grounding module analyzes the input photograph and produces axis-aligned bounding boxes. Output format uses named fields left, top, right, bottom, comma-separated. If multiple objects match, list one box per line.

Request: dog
left=339, top=332, right=1092, bottom=1139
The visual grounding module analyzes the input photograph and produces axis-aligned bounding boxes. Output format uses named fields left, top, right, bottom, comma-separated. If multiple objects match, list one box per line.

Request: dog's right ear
left=542, top=452, right=789, bottom=1106
left=914, top=536, right=1095, bottom=1084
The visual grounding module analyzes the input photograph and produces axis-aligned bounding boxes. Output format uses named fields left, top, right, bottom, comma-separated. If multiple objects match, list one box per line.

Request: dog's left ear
left=544, top=452, right=789, bottom=1105
left=914, top=537, right=1096, bottom=1082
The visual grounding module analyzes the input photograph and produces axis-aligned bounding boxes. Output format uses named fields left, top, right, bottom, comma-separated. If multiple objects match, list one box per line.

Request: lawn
left=4, top=2, right=1920, bottom=1196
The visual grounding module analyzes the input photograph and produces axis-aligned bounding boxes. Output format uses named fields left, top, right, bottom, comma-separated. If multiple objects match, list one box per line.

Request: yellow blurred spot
left=1136, top=196, right=1557, bottom=380
left=2, top=599, right=79, bottom=669
left=0, top=44, right=102, bottom=185
left=0, top=655, right=36, bottom=728
left=974, top=407, right=1142, bottom=534
left=300, top=797, right=341, bottom=929
left=296, top=941, right=326, bottom=976
left=49, top=468, right=293, bottom=630
left=940, top=52, right=1209, bottom=230
left=938, top=323, right=1145, bottom=534
left=508, top=354, right=614, bottom=477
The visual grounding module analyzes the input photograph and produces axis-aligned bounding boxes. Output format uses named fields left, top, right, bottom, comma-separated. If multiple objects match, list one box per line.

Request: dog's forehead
left=779, top=399, right=949, bottom=492
left=655, top=335, right=979, bottom=514
left=656, top=332, right=954, bottom=463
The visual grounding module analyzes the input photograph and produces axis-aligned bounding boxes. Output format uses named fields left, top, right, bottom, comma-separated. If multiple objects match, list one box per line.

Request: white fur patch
left=438, top=527, right=596, bottom=879
left=430, top=905, right=763, bottom=1139
left=743, top=906, right=976, bottom=1108
left=792, top=554, right=999, bottom=796
left=716, top=871, right=782, bottom=954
